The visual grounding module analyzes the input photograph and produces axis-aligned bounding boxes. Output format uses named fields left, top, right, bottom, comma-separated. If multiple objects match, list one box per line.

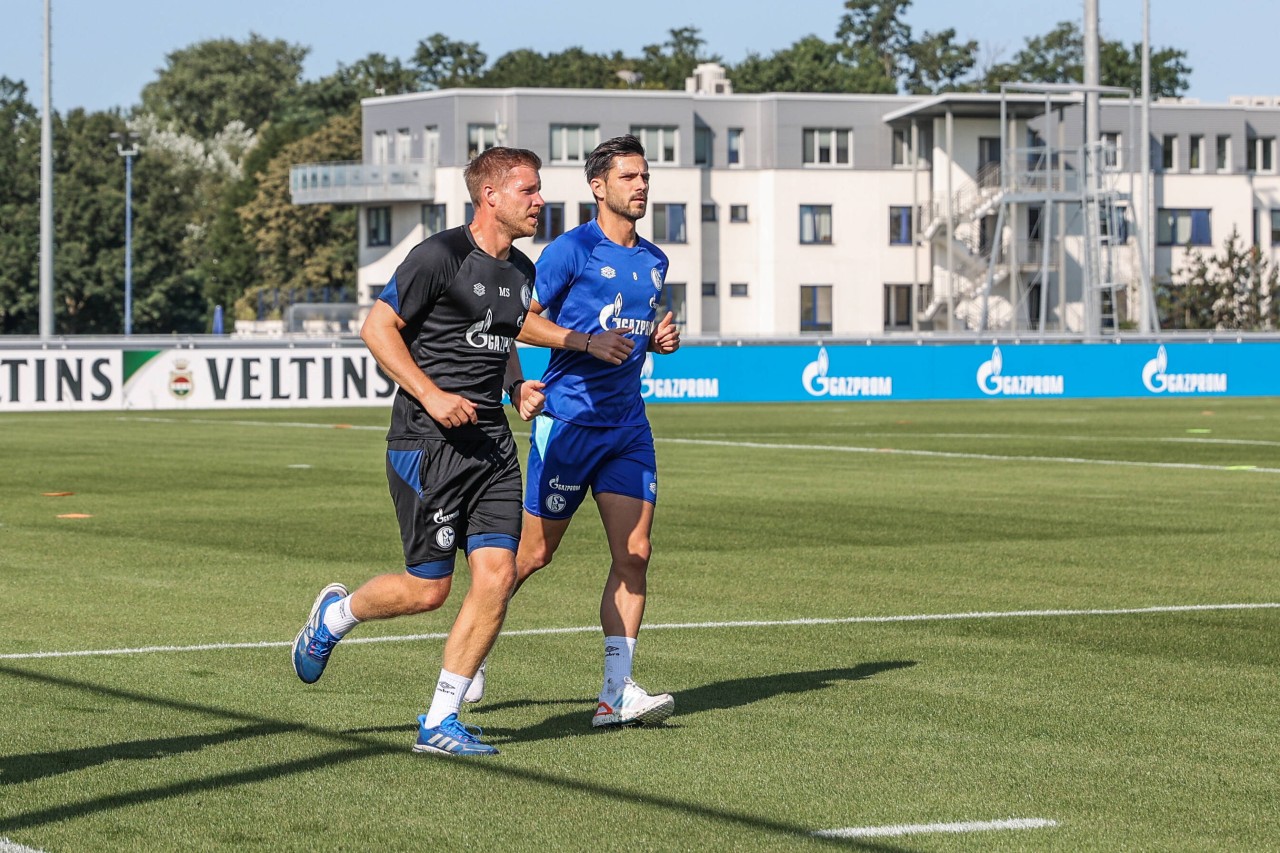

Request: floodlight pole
left=39, top=0, right=53, bottom=339
left=111, top=133, right=140, bottom=336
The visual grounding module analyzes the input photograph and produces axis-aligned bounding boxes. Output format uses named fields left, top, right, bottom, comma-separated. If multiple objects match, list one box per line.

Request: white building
left=290, top=71, right=1280, bottom=338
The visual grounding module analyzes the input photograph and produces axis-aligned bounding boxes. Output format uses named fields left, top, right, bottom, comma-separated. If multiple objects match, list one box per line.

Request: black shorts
left=385, top=433, right=522, bottom=578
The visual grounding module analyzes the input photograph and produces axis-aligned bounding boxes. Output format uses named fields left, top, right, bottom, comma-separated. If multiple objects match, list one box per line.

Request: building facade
left=290, top=73, right=1280, bottom=338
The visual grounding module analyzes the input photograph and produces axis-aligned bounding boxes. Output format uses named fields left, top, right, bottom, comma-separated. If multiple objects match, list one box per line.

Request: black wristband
left=585, top=333, right=593, bottom=354
left=506, top=379, right=524, bottom=402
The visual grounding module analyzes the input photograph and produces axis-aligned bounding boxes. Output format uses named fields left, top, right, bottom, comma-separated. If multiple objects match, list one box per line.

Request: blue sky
left=0, top=0, right=1265, bottom=113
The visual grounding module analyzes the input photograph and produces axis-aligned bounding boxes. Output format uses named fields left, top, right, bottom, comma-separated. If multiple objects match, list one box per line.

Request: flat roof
left=883, top=92, right=1086, bottom=123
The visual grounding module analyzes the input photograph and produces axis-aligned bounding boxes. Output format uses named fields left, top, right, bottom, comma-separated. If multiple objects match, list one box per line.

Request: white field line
left=0, top=838, right=46, bottom=853
left=3, top=602, right=1276, bottom=662
left=812, top=817, right=1058, bottom=839
left=120, top=416, right=1280, bottom=473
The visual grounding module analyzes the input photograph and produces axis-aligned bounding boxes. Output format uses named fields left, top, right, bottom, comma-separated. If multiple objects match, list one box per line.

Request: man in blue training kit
left=466, top=135, right=681, bottom=727
left=288, top=146, right=629, bottom=756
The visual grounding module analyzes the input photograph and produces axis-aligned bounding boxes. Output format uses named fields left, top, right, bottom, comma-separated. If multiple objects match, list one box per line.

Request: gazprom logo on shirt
left=801, top=347, right=892, bottom=397
left=1141, top=345, right=1227, bottom=394
left=976, top=346, right=1064, bottom=396
left=465, top=310, right=513, bottom=352
left=640, top=353, right=719, bottom=399
left=597, top=293, right=656, bottom=336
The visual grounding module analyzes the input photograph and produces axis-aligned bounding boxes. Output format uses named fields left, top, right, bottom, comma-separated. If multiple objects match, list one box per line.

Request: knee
left=614, top=541, right=651, bottom=576
left=518, top=542, right=555, bottom=577
left=408, top=580, right=451, bottom=613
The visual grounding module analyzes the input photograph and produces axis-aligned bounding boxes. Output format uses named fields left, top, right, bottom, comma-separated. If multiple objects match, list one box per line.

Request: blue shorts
left=524, top=415, right=657, bottom=519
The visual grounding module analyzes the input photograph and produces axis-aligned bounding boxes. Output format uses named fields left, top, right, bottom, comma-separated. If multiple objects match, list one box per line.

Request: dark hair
left=463, top=147, right=543, bottom=204
left=584, top=135, right=646, bottom=183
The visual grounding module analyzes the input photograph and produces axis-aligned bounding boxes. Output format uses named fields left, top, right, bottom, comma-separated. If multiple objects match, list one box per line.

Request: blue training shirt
left=533, top=219, right=669, bottom=427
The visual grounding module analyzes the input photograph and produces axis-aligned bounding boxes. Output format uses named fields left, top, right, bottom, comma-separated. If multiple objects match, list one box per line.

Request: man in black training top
left=289, top=146, right=629, bottom=756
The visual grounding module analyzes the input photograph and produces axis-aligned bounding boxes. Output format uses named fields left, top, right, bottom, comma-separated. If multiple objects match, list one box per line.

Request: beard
left=604, top=192, right=646, bottom=222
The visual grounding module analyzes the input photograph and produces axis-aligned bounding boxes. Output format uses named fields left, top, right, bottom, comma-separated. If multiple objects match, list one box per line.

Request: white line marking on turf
left=0, top=838, right=47, bottom=853
left=120, top=417, right=1280, bottom=473
left=659, top=436, right=1280, bottom=474
left=812, top=817, right=1058, bottom=839
left=2, top=602, right=1275, bottom=661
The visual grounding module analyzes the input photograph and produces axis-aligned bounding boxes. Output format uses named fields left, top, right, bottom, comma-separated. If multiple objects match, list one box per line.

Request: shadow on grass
left=0, top=663, right=918, bottom=851
left=474, top=661, right=918, bottom=745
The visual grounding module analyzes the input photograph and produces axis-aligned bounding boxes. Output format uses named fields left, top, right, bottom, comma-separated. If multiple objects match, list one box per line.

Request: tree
left=140, top=34, right=308, bottom=138
left=413, top=34, right=487, bottom=89
left=1161, top=228, right=1280, bottom=330
left=0, top=78, right=40, bottom=334
left=285, top=53, right=420, bottom=128
left=730, top=37, right=861, bottom=94
left=482, top=47, right=625, bottom=89
left=835, top=0, right=914, bottom=94
left=983, top=20, right=1191, bottom=98
left=635, top=27, right=717, bottom=90
left=236, top=109, right=361, bottom=320
left=904, top=29, right=979, bottom=94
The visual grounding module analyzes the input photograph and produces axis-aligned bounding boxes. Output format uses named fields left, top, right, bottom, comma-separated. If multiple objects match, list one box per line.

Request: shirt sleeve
left=532, top=236, right=584, bottom=315
left=378, top=242, right=453, bottom=324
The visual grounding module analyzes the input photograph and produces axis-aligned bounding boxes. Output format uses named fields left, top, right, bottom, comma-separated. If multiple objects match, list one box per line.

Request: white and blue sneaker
left=292, top=582, right=347, bottom=684
left=413, top=713, right=500, bottom=756
left=462, top=661, right=486, bottom=704
left=592, top=677, right=675, bottom=728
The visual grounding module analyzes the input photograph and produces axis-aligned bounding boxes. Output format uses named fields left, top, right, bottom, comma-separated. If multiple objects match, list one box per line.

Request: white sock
left=321, top=595, right=360, bottom=638
left=423, top=669, right=472, bottom=728
left=602, top=635, right=637, bottom=699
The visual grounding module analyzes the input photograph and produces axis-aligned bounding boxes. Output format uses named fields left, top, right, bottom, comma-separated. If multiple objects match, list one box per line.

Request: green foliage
left=633, top=27, right=718, bottom=91
left=731, top=37, right=862, bottom=94
left=836, top=0, right=914, bottom=93
left=482, top=47, right=629, bottom=89
left=984, top=20, right=1190, bottom=97
left=140, top=33, right=308, bottom=138
left=904, top=28, right=980, bottom=94
left=1161, top=227, right=1280, bottom=330
left=236, top=110, right=361, bottom=320
left=413, top=34, right=487, bottom=89
left=0, top=77, right=40, bottom=333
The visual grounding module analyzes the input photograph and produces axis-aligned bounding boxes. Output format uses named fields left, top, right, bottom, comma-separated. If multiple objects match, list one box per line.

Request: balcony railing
left=290, top=160, right=436, bottom=205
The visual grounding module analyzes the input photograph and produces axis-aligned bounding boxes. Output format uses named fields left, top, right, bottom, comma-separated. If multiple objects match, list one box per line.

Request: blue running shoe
left=292, top=582, right=348, bottom=684
left=413, top=713, right=500, bottom=756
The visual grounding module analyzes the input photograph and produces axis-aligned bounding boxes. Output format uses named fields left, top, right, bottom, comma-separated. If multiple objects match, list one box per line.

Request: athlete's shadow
left=476, top=660, right=917, bottom=745
left=0, top=722, right=296, bottom=786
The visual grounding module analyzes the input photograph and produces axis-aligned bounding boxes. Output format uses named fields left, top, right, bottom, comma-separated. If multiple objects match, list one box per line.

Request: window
left=1101, top=132, right=1122, bottom=169
left=550, top=124, right=599, bottom=162
left=1270, top=210, right=1280, bottom=245
left=421, top=203, right=446, bottom=236
left=884, top=284, right=913, bottom=330
left=467, top=124, right=497, bottom=159
left=889, top=206, right=913, bottom=245
left=535, top=203, right=566, bottom=243
left=701, top=203, right=717, bottom=223
left=1246, top=137, right=1274, bottom=172
left=653, top=203, right=687, bottom=242
left=695, top=126, right=712, bottom=166
left=660, top=283, right=687, bottom=328
left=367, top=206, right=391, bottom=247
left=1216, top=135, right=1231, bottom=172
left=1161, top=134, right=1177, bottom=171
left=892, top=128, right=913, bottom=167
left=1157, top=208, right=1212, bottom=246
left=372, top=130, right=389, bottom=165
left=799, top=205, right=833, bottom=244
left=730, top=283, right=749, bottom=297
left=395, top=128, right=411, bottom=164
left=701, top=281, right=717, bottom=297
left=803, top=128, right=852, bottom=165
left=424, top=126, right=440, bottom=163
left=727, top=128, right=743, bottom=165
left=1189, top=134, right=1204, bottom=172
left=730, top=204, right=749, bottom=223
left=578, top=202, right=596, bottom=226
left=1100, top=204, right=1129, bottom=244
left=631, top=126, right=677, bottom=163
left=800, top=285, right=833, bottom=332
left=464, top=202, right=474, bottom=223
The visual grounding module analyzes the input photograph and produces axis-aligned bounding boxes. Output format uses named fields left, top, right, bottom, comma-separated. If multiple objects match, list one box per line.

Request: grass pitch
left=1, top=398, right=1277, bottom=851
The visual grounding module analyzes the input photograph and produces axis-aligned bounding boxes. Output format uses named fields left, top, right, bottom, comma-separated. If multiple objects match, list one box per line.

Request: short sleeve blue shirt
left=533, top=220, right=669, bottom=427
